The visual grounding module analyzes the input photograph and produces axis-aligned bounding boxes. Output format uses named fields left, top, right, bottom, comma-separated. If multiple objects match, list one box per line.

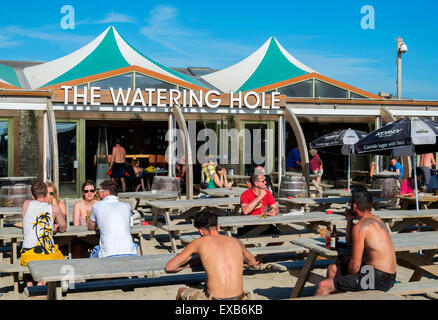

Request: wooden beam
left=283, top=105, right=311, bottom=196
left=46, top=100, right=59, bottom=189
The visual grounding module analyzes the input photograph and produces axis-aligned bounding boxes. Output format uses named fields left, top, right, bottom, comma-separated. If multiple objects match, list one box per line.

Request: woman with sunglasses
left=46, top=182, right=67, bottom=217
left=73, top=180, right=98, bottom=226
left=72, top=180, right=98, bottom=258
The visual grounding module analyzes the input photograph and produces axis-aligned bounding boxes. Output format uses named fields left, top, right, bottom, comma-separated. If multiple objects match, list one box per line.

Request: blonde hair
left=309, top=149, right=318, bottom=157
left=45, top=181, right=59, bottom=204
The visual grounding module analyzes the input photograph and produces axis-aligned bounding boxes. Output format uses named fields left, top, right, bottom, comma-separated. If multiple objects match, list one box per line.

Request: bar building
left=1, top=26, right=437, bottom=197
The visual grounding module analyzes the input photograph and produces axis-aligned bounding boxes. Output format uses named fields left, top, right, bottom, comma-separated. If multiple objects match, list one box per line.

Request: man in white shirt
left=88, top=180, right=138, bottom=258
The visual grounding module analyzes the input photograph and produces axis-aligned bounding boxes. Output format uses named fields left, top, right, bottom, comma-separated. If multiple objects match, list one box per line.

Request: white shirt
left=90, top=195, right=137, bottom=257
left=22, top=200, right=55, bottom=253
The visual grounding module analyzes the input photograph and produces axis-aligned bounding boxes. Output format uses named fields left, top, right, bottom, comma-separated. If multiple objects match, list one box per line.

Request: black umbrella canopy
left=310, top=129, right=368, bottom=155
left=355, top=117, right=438, bottom=156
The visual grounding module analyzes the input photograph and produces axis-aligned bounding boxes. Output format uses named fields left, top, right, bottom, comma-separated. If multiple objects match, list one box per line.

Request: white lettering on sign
left=61, top=86, right=282, bottom=109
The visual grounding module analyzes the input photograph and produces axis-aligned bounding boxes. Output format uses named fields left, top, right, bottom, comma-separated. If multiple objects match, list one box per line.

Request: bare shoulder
left=358, top=215, right=387, bottom=233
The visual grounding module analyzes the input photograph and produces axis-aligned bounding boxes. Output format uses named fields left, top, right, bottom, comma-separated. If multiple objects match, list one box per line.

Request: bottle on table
left=330, top=225, right=338, bottom=250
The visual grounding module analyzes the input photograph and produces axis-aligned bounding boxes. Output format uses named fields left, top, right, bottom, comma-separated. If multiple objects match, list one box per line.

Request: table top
left=225, top=175, right=250, bottom=180
left=0, top=176, right=36, bottom=182
left=278, top=197, right=351, bottom=205
left=118, top=191, right=179, bottom=200
left=200, top=187, right=247, bottom=197
left=0, top=207, right=22, bottom=215
left=397, top=195, right=438, bottom=202
left=146, top=197, right=240, bottom=210
left=322, top=189, right=382, bottom=197
left=0, top=224, right=156, bottom=239
left=292, top=231, right=438, bottom=258
left=218, top=211, right=345, bottom=228
left=271, top=172, right=319, bottom=179
left=373, top=208, right=438, bottom=220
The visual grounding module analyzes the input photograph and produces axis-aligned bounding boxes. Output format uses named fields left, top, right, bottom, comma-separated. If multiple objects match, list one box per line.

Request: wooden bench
left=0, top=263, right=29, bottom=295
left=24, top=254, right=333, bottom=299
left=289, top=279, right=438, bottom=300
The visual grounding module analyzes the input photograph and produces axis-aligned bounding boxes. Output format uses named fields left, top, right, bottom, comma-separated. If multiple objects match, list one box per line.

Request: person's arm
left=345, top=206, right=355, bottom=248
left=348, top=224, right=365, bottom=274
left=267, top=192, right=279, bottom=216
left=110, top=147, right=116, bottom=167
left=22, top=200, right=31, bottom=218
left=432, top=154, right=436, bottom=167
left=212, top=173, right=223, bottom=187
left=241, top=190, right=266, bottom=215
left=239, top=240, right=258, bottom=268
left=58, top=200, right=67, bottom=216
left=420, top=154, right=425, bottom=167
left=88, top=207, right=97, bottom=230
left=53, top=205, right=67, bottom=233
left=165, top=240, right=198, bottom=273
left=72, top=201, right=82, bottom=226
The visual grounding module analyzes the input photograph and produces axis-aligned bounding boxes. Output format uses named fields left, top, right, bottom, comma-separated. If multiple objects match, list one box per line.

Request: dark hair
left=215, top=164, right=224, bottom=172
left=390, top=157, right=397, bottom=161
left=350, top=186, right=372, bottom=212
left=115, top=137, right=121, bottom=145
left=82, top=180, right=97, bottom=199
left=100, top=180, right=118, bottom=196
left=193, top=209, right=218, bottom=230
left=31, top=182, right=48, bottom=199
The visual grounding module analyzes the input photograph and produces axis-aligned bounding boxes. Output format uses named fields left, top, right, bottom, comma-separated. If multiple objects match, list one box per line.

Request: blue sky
left=0, top=0, right=437, bottom=99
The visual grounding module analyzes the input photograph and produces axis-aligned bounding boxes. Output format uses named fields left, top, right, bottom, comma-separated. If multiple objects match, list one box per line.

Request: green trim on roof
left=43, top=27, right=130, bottom=87
left=116, top=30, right=207, bottom=89
left=0, top=64, right=21, bottom=87
left=238, top=38, right=309, bottom=92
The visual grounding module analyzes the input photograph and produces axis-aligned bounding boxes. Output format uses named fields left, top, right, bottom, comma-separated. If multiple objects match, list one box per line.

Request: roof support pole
left=277, top=115, right=285, bottom=197
left=46, top=99, right=59, bottom=190
left=167, top=113, right=175, bottom=177
left=283, top=105, right=310, bottom=196
left=380, top=106, right=411, bottom=179
left=172, top=105, right=194, bottom=200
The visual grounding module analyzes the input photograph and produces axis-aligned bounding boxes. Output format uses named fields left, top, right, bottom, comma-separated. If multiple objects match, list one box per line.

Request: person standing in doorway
left=420, top=153, right=435, bottom=185
left=110, top=137, right=127, bottom=192
left=309, top=149, right=323, bottom=184
left=286, top=146, right=301, bottom=172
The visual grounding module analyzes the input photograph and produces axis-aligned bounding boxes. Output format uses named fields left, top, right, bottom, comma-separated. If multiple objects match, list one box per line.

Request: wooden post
left=46, top=99, right=59, bottom=189
left=277, top=115, right=285, bottom=197
left=284, top=105, right=311, bottom=197
left=172, top=105, right=194, bottom=200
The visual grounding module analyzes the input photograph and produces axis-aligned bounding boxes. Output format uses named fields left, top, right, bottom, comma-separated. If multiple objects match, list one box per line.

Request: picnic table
left=322, top=189, right=382, bottom=197
left=0, top=207, right=21, bottom=227
left=374, top=208, right=438, bottom=232
left=218, top=211, right=345, bottom=239
left=397, top=194, right=438, bottom=210
left=118, top=191, right=179, bottom=210
left=199, top=187, right=247, bottom=198
left=146, top=197, right=241, bottom=252
left=290, top=231, right=438, bottom=298
left=0, top=225, right=157, bottom=264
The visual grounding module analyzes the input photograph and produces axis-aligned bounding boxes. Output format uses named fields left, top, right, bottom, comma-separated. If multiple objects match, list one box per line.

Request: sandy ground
left=0, top=225, right=436, bottom=301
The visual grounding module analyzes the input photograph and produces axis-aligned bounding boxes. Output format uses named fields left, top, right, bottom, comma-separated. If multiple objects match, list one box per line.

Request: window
left=278, top=80, right=313, bottom=97
left=314, top=80, right=348, bottom=98
left=350, top=92, right=368, bottom=99
left=90, top=73, right=133, bottom=90
left=135, top=73, right=176, bottom=90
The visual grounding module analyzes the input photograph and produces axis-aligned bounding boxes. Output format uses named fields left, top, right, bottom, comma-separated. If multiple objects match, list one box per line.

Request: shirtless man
left=315, top=186, right=397, bottom=295
left=110, top=137, right=127, bottom=192
left=165, top=210, right=258, bottom=300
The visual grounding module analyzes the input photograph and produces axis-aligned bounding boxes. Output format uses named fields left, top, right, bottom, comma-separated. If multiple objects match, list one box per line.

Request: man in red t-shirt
left=240, top=173, right=278, bottom=216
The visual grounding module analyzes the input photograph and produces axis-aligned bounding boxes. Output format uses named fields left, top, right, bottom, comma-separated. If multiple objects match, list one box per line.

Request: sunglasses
left=49, top=192, right=54, bottom=196
left=83, top=189, right=96, bottom=193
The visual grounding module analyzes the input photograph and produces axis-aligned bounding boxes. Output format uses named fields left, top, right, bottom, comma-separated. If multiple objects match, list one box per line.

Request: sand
left=0, top=225, right=436, bottom=300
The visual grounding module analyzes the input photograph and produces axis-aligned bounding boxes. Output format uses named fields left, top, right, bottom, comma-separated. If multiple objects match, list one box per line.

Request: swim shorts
left=333, top=264, right=396, bottom=292
left=179, top=288, right=251, bottom=300
left=111, top=163, right=125, bottom=178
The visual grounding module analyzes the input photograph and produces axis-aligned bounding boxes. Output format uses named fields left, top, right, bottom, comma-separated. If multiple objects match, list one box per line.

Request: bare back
left=112, top=145, right=126, bottom=164
left=356, top=213, right=396, bottom=274
left=196, top=235, right=245, bottom=298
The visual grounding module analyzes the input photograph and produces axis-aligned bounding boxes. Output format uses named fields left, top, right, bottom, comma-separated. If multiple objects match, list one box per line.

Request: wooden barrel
left=279, top=175, right=307, bottom=198
left=371, top=173, right=400, bottom=207
left=152, top=176, right=181, bottom=194
left=1, top=184, right=31, bottom=196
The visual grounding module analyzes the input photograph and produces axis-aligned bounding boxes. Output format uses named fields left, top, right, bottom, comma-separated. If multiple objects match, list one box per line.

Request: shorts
left=312, top=169, right=323, bottom=176
left=333, top=264, right=396, bottom=292
left=179, top=287, right=251, bottom=300
left=90, top=243, right=139, bottom=258
left=111, top=163, right=125, bottom=178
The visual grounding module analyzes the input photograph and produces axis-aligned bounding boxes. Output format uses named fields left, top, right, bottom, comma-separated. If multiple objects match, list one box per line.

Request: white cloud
left=97, top=12, right=137, bottom=24
left=0, top=34, right=22, bottom=48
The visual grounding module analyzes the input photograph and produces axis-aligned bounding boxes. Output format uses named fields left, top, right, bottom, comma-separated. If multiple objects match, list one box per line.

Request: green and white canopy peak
left=201, top=36, right=317, bottom=93
left=0, top=64, right=21, bottom=88
left=23, top=26, right=205, bottom=89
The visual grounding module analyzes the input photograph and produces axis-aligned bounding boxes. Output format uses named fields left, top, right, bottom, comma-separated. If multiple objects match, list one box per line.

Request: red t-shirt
left=240, top=188, right=276, bottom=216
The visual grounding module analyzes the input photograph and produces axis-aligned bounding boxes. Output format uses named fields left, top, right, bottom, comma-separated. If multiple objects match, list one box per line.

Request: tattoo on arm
left=359, top=217, right=388, bottom=233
